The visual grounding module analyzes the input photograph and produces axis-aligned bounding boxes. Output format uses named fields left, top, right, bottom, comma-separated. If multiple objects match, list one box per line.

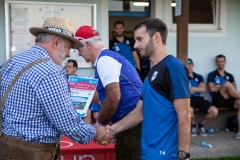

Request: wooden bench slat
left=194, top=108, right=230, bottom=111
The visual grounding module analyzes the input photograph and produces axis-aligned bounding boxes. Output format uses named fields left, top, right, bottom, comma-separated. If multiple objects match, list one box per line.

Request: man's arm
left=38, top=72, right=96, bottom=144
left=207, top=73, right=221, bottom=92
left=98, top=82, right=121, bottom=125
left=208, top=82, right=221, bottom=92
left=132, top=51, right=141, bottom=71
left=91, top=90, right=99, bottom=104
left=109, top=100, right=143, bottom=134
left=190, top=82, right=205, bottom=94
left=94, top=125, right=115, bottom=144
left=174, top=98, right=191, bottom=152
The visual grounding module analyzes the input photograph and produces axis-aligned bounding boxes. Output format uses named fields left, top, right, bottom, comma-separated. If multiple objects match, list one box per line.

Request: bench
left=195, top=107, right=231, bottom=111
left=194, top=107, right=235, bottom=128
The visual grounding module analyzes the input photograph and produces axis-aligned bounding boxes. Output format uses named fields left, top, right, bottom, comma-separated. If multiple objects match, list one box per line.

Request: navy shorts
left=212, top=91, right=236, bottom=109
left=89, top=103, right=101, bottom=113
left=190, top=96, right=213, bottom=114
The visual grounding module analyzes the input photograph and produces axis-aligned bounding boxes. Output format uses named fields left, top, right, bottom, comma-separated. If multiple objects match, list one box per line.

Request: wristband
left=93, top=120, right=105, bottom=128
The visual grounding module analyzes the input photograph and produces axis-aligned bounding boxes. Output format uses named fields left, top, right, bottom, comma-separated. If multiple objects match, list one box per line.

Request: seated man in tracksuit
left=187, top=58, right=218, bottom=136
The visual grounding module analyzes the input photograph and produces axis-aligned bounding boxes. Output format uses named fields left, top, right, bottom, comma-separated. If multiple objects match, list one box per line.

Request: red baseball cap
left=75, top=26, right=99, bottom=40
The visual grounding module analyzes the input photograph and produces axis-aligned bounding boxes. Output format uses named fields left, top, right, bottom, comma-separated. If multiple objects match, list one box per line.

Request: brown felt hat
left=29, top=17, right=83, bottom=49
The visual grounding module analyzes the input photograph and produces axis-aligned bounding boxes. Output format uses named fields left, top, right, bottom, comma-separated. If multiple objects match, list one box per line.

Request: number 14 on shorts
left=159, top=150, right=166, bottom=155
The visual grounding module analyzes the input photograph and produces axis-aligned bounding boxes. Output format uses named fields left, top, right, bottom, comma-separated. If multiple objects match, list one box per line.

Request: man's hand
left=189, top=87, right=195, bottom=94
left=105, top=125, right=116, bottom=143
left=93, top=126, right=115, bottom=145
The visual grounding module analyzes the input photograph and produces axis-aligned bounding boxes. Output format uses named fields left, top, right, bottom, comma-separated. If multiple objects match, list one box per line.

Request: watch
left=177, top=150, right=190, bottom=159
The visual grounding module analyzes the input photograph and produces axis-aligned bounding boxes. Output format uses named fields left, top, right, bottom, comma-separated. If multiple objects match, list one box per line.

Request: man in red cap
left=75, top=25, right=143, bottom=160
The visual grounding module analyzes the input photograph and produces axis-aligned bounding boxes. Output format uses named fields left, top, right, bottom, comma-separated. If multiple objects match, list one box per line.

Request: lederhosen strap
left=0, top=58, right=48, bottom=136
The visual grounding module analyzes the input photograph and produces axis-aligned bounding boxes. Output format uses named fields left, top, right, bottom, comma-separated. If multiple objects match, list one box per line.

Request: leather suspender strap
left=0, top=58, right=48, bottom=136
left=0, top=58, right=12, bottom=106
left=0, top=58, right=13, bottom=137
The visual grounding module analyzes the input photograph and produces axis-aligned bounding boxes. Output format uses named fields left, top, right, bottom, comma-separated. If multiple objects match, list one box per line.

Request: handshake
left=93, top=122, right=116, bottom=146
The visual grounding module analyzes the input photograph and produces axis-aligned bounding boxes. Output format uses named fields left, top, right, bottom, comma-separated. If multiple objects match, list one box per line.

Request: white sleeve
left=96, top=56, right=122, bottom=87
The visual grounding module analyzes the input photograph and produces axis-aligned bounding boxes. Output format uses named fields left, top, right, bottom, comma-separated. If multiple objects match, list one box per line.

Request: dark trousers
left=0, top=133, right=61, bottom=160
left=115, top=122, right=142, bottom=160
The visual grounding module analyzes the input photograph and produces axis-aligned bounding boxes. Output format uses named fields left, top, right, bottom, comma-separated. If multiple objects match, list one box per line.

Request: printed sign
left=69, top=76, right=98, bottom=117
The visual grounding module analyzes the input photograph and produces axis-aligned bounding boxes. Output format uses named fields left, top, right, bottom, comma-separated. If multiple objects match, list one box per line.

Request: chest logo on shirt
left=226, top=76, right=229, bottom=80
left=151, top=71, right=158, bottom=81
left=126, top=40, right=130, bottom=45
left=195, top=78, right=199, bottom=82
left=114, top=46, right=120, bottom=51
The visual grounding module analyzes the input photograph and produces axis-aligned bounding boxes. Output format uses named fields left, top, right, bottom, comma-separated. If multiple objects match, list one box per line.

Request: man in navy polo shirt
left=207, top=54, right=240, bottom=139
left=108, top=18, right=191, bottom=160
left=187, top=58, right=218, bottom=137
left=109, top=21, right=141, bottom=77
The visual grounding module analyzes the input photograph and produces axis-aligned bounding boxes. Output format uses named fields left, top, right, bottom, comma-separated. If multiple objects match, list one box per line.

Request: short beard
left=218, top=67, right=224, bottom=70
left=141, top=38, right=154, bottom=59
left=115, top=33, right=123, bottom=37
left=55, top=40, right=67, bottom=67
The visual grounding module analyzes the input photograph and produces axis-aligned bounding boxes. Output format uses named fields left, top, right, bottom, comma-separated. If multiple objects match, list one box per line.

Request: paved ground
left=190, top=130, right=240, bottom=159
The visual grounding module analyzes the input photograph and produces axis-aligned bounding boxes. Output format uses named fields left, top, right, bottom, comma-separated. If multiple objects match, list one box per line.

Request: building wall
left=190, top=0, right=240, bottom=100
left=0, top=0, right=5, bottom=64
left=0, top=0, right=109, bottom=77
left=153, top=0, right=240, bottom=100
left=110, top=0, right=240, bottom=100
left=1, top=0, right=240, bottom=93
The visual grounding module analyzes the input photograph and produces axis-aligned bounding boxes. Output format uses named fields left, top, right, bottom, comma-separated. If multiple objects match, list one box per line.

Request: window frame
left=109, top=0, right=151, bottom=17
left=165, top=0, right=226, bottom=33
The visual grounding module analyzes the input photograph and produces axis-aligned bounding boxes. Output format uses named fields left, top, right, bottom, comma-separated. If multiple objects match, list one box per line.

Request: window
left=167, top=0, right=226, bottom=32
left=172, top=0, right=215, bottom=24
left=109, top=0, right=150, bottom=17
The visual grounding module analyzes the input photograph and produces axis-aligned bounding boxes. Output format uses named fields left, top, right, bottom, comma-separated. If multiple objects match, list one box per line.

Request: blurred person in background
left=66, top=59, right=78, bottom=77
left=187, top=58, right=218, bottom=137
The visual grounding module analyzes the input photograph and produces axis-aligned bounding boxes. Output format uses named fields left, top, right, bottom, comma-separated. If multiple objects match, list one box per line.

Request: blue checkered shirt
left=0, top=45, right=96, bottom=144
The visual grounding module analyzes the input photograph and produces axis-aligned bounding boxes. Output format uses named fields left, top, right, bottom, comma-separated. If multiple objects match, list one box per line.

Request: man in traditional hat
left=0, top=17, right=113, bottom=160
left=75, top=25, right=143, bottom=160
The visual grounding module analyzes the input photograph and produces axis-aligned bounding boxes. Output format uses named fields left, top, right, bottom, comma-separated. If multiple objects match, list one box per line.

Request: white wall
left=1, top=0, right=240, bottom=84
left=152, top=0, right=240, bottom=100
left=0, top=0, right=110, bottom=78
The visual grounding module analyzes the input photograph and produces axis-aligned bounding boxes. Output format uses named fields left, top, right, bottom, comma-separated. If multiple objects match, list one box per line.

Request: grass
left=191, top=157, right=240, bottom=160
